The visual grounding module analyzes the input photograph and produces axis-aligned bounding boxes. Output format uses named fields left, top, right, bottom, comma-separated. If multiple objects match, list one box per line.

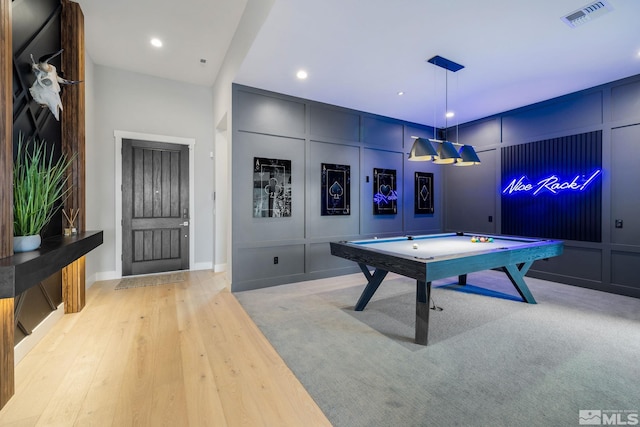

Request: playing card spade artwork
left=253, top=157, right=292, bottom=217
left=321, top=163, right=351, bottom=216
left=373, top=168, right=397, bottom=215
left=414, top=172, right=434, bottom=214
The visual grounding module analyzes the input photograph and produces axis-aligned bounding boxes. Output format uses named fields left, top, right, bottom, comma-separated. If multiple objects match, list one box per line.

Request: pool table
left=330, top=232, right=563, bottom=345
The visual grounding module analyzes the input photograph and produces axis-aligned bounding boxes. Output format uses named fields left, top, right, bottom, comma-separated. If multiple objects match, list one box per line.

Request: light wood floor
left=0, top=271, right=331, bottom=427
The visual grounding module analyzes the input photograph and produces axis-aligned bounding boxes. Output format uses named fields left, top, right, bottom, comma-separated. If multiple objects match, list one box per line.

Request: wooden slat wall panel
left=1, top=0, right=14, bottom=410
left=0, top=0, right=12, bottom=257
left=62, top=256, right=86, bottom=313
left=0, top=298, right=14, bottom=409
left=61, top=0, right=85, bottom=233
left=501, top=131, right=602, bottom=241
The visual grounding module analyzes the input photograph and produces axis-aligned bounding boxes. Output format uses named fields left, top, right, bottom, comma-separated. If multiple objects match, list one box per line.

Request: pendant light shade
left=455, top=145, right=481, bottom=166
left=408, top=137, right=438, bottom=161
left=433, top=140, right=461, bottom=164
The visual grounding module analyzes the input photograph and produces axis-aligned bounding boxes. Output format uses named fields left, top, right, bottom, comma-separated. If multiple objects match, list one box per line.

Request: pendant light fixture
left=408, top=55, right=480, bottom=166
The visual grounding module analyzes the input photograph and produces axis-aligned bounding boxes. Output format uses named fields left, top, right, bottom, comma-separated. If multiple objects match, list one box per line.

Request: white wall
left=212, top=0, right=275, bottom=280
left=87, top=65, right=214, bottom=278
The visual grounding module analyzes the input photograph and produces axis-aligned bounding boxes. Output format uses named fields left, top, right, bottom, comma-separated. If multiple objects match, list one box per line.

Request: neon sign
left=502, top=169, right=601, bottom=196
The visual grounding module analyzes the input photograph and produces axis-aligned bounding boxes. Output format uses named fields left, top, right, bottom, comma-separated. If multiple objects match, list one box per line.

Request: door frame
left=114, top=130, right=196, bottom=277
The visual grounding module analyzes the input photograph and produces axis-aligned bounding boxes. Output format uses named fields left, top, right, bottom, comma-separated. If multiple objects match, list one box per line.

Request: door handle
left=179, top=221, right=189, bottom=226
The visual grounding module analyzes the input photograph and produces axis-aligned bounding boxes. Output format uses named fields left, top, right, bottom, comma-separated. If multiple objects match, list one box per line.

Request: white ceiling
left=78, top=0, right=640, bottom=127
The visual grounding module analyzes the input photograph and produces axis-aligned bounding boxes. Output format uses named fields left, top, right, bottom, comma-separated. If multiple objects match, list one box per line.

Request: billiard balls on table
left=412, top=243, right=418, bottom=249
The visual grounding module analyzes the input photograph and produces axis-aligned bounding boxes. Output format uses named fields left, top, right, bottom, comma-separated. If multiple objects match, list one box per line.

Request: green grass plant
left=13, top=135, right=74, bottom=236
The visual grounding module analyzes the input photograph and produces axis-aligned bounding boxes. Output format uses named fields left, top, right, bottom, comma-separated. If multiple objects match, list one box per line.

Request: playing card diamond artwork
left=373, top=168, right=398, bottom=215
left=321, top=163, right=351, bottom=215
left=415, top=172, right=434, bottom=214
left=253, top=157, right=292, bottom=217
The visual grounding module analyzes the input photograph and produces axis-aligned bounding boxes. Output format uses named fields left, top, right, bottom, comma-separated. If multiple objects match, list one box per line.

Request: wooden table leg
left=1, top=297, right=15, bottom=409
left=62, top=256, right=86, bottom=313
left=354, top=263, right=388, bottom=311
left=415, top=280, right=431, bottom=345
left=502, top=261, right=536, bottom=304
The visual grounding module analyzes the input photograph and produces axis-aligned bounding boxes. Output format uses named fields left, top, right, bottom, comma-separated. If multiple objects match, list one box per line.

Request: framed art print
left=321, top=163, right=351, bottom=215
left=373, top=168, right=397, bottom=215
left=414, top=172, right=434, bottom=214
left=253, top=157, right=292, bottom=217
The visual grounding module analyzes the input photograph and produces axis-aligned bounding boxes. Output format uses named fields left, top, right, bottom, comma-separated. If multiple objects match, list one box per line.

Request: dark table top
left=0, top=230, right=103, bottom=298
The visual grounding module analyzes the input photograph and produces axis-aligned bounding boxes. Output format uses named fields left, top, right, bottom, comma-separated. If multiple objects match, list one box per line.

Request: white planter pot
left=14, top=234, right=42, bottom=253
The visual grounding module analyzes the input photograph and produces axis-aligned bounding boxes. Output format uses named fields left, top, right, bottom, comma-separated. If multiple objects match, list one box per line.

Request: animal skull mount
left=29, top=49, right=82, bottom=121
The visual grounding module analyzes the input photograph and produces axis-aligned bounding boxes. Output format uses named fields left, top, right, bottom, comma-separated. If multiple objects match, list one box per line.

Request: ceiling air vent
left=561, top=1, right=613, bottom=28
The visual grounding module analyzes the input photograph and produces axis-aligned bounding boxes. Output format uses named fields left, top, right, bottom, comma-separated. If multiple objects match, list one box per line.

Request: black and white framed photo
left=253, top=157, right=292, bottom=217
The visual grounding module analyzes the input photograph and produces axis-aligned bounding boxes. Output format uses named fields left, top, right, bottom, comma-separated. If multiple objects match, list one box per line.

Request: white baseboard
left=14, top=303, right=65, bottom=365
left=92, top=263, right=214, bottom=283
left=95, top=270, right=120, bottom=281
left=192, top=262, right=213, bottom=271
left=214, top=263, right=227, bottom=273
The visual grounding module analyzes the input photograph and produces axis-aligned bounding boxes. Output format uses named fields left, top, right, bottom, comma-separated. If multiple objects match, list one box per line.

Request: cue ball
left=412, top=243, right=418, bottom=249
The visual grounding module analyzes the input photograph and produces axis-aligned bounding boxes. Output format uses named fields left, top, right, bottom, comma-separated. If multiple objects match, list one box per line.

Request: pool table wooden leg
left=502, top=261, right=537, bottom=304
left=415, top=280, right=431, bottom=345
left=354, top=263, right=388, bottom=311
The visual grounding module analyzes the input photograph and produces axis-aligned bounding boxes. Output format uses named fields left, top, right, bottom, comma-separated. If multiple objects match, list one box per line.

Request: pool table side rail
left=330, top=241, right=428, bottom=282
left=349, top=232, right=545, bottom=246
left=424, top=241, right=563, bottom=282
left=330, top=239, right=563, bottom=283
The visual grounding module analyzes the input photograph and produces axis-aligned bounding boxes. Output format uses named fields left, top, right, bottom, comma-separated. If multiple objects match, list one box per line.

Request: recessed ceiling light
left=296, top=70, right=308, bottom=79
left=445, top=111, right=455, bottom=118
left=150, top=38, right=163, bottom=48
left=397, top=91, right=404, bottom=96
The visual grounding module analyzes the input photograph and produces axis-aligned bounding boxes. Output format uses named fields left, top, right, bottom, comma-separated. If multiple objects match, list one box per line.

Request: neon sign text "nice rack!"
left=502, top=170, right=601, bottom=196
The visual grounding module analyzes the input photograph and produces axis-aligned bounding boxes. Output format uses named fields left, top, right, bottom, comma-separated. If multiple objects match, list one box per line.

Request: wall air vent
left=561, top=1, right=613, bottom=28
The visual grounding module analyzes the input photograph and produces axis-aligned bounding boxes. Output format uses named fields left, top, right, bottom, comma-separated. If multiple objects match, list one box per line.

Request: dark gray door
left=122, top=139, right=189, bottom=276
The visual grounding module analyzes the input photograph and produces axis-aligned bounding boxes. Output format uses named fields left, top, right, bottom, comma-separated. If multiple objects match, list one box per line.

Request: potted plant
left=13, top=135, right=74, bottom=252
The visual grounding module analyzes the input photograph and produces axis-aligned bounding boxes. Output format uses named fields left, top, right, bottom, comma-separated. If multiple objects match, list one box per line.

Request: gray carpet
left=115, top=271, right=186, bottom=290
left=235, top=271, right=640, bottom=427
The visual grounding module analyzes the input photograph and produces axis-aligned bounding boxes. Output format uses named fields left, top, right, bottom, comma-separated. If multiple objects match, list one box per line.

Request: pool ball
left=412, top=243, right=418, bottom=249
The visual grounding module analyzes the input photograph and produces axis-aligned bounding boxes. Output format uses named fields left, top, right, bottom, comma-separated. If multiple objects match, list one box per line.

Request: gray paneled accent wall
left=232, top=85, right=441, bottom=291
left=233, top=73, right=640, bottom=298
left=443, top=73, right=640, bottom=298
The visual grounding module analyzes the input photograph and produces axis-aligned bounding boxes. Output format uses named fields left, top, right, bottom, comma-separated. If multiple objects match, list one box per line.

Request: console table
left=0, top=230, right=103, bottom=408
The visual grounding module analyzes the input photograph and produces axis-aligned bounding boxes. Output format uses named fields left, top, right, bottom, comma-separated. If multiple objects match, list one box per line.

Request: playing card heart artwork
left=373, top=168, right=398, bottom=215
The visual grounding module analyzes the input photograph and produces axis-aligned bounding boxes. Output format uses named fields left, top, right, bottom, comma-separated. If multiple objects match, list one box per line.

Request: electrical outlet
left=274, top=256, right=279, bottom=264
left=615, top=219, right=623, bottom=229
left=488, top=215, right=493, bottom=223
